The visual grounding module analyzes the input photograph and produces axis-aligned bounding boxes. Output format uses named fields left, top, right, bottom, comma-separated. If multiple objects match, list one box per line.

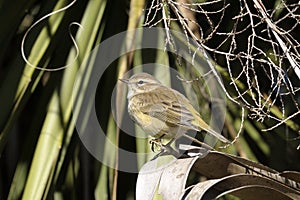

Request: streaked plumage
left=120, top=72, right=229, bottom=144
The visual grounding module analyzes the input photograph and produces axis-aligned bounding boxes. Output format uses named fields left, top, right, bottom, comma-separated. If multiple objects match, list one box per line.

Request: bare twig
left=144, top=0, right=300, bottom=135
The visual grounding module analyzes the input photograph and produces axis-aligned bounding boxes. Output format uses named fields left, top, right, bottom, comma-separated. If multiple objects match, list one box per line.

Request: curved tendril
left=21, top=0, right=82, bottom=71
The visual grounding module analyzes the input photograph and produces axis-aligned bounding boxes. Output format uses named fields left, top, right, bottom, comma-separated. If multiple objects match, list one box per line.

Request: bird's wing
left=137, top=87, right=230, bottom=143
left=137, top=87, right=195, bottom=128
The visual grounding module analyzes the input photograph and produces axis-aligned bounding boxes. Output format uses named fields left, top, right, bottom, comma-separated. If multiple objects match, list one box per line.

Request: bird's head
left=120, top=73, right=161, bottom=98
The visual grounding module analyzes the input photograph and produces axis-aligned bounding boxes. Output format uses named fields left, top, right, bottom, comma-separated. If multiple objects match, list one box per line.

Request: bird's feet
left=149, top=138, right=163, bottom=152
left=149, top=138, right=182, bottom=160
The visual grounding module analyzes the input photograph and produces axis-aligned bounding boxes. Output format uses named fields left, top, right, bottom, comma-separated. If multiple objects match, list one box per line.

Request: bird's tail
left=193, top=116, right=230, bottom=144
left=205, top=128, right=230, bottom=144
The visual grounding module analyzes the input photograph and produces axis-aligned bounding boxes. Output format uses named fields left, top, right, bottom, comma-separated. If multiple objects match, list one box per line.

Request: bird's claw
left=149, top=140, right=184, bottom=160
left=149, top=138, right=163, bottom=152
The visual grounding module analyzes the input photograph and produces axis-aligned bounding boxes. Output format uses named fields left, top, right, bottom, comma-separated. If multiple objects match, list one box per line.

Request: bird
left=119, top=72, right=229, bottom=150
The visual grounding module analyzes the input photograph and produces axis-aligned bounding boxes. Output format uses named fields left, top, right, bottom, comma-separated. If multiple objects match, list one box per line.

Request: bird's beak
left=119, top=78, right=129, bottom=84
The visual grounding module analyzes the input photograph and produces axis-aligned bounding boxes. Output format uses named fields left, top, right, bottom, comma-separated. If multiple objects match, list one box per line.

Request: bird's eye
left=137, top=80, right=144, bottom=85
